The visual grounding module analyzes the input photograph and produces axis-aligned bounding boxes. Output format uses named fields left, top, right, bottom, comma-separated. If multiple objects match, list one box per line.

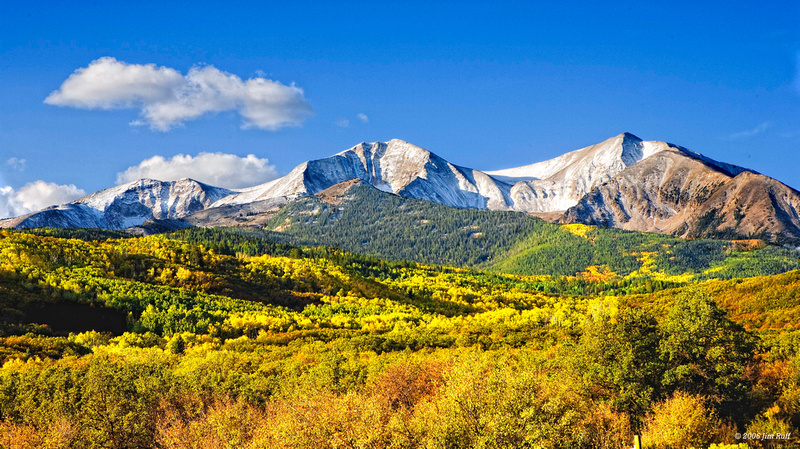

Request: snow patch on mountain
left=2, top=178, right=233, bottom=230
left=214, top=139, right=516, bottom=210
left=487, top=133, right=661, bottom=212
left=0, top=133, right=763, bottom=235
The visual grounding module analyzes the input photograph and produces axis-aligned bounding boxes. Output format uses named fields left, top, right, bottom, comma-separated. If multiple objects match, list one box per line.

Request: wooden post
left=634, top=435, right=641, bottom=449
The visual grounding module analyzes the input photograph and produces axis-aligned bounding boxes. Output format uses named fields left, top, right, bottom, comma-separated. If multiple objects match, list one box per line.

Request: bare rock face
left=562, top=149, right=800, bottom=244
left=182, top=198, right=288, bottom=228
left=682, top=172, right=800, bottom=243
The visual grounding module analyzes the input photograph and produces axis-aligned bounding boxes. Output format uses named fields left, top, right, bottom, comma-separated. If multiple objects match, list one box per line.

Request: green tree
left=575, top=307, right=664, bottom=429
left=659, top=289, right=757, bottom=417
left=81, top=352, right=170, bottom=449
left=165, top=335, right=185, bottom=355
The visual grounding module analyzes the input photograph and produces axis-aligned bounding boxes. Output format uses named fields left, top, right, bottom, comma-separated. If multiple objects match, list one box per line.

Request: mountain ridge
left=3, top=133, right=799, bottom=245
left=0, top=178, right=233, bottom=230
left=212, top=139, right=514, bottom=210
left=561, top=148, right=800, bottom=243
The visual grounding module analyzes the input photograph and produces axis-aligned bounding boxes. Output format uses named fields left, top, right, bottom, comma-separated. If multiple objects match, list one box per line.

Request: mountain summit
left=562, top=143, right=800, bottom=242
left=3, top=134, right=800, bottom=244
left=486, top=133, right=663, bottom=211
left=0, top=178, right=233, bottom=230
left=213, top=139, right=511, bottom=210
left=485, top=132, right=751, bottom=214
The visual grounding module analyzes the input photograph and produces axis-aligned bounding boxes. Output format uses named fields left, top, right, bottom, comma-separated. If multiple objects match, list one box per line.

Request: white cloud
left=357, top=112, right=369, bottom=123
left=116, top=152, right=279, bottom=189
left=0, top=181, right=85, bottom=219
left=728, top=122, right=771, bottom=139
left=335, top=117, right=350, bottom=128
left=45, top=57, right=313, bottom=131
left=44, top=57, right=184, bottom=109
left=5, top=158, right=26, bottom=171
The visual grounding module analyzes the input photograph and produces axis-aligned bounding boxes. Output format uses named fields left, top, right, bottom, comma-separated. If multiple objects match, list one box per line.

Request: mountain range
left=4, top=133, right=800, bottom=245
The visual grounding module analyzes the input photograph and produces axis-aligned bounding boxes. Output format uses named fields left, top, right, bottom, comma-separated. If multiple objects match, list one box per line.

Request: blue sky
left=1, top=1, right=798, bottom=215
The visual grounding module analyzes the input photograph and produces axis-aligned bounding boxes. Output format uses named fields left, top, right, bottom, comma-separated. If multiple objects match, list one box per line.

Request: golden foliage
left=642, top=392, right=723, bottom=449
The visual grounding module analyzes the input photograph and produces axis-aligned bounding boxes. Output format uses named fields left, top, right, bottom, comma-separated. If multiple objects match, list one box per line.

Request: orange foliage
left=371, top=360, right=447, bottom=411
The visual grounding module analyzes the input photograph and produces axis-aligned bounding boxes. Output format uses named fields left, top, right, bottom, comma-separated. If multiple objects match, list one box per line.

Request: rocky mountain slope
left=175, top=180, right=800, bottom=277
left=3, top=133, right=799, bottom=245
left=562, top=149, right=800, bottom=243
left=0, top=178, right=233, bottom=230
left=487, top=133, right=752, bottom=213
left=213, top=139, right=513, bottom=210
left=487, top=132, right=668, bottom=211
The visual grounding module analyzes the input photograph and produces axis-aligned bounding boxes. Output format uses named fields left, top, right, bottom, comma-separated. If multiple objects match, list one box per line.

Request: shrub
left=642, top=392, right=722, bottom=449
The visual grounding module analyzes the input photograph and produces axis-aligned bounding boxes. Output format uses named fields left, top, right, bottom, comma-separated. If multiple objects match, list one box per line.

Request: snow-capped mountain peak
left=487, top=132, right=653, bottom=183
left=4, top=133, right=790, bottom=243
left=1, top=178, right=234, bottom=230
left=481, top=133, right=666, bottom=212
left=213, top=139, right=512, bottom=210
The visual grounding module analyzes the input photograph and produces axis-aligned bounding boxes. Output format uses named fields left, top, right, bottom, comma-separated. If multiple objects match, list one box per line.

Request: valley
left=0, top=224, right=798, bottom=447
left=2, top=134, right=800, bottom=448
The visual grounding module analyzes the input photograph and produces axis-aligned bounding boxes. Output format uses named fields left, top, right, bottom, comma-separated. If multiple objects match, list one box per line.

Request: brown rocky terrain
left=562, top=149, right=800, bottom=245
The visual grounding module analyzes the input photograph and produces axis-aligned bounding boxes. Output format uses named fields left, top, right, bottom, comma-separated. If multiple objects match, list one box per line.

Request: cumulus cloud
left=5, top=158, right=26, bottom=171
left=0, top=181, right=86, bottom=219
left=357, top=113, right=369, bottom=123
left=44, top=57, right=184, bottom=109
left=45, top=57, right=313, bottom=131
left=335, top=117, right=350, bottom=128
left=728, top=122, right=771, bottom=140
left=116, top=152, right=279, bottom=189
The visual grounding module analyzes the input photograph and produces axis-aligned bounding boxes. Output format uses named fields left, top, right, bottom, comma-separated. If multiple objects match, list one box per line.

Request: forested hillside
left=257, top=182, right=800, bottom=282
left=0, top=228, right=797, bottom=448
left=260, top=182, right=546, bottom=267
